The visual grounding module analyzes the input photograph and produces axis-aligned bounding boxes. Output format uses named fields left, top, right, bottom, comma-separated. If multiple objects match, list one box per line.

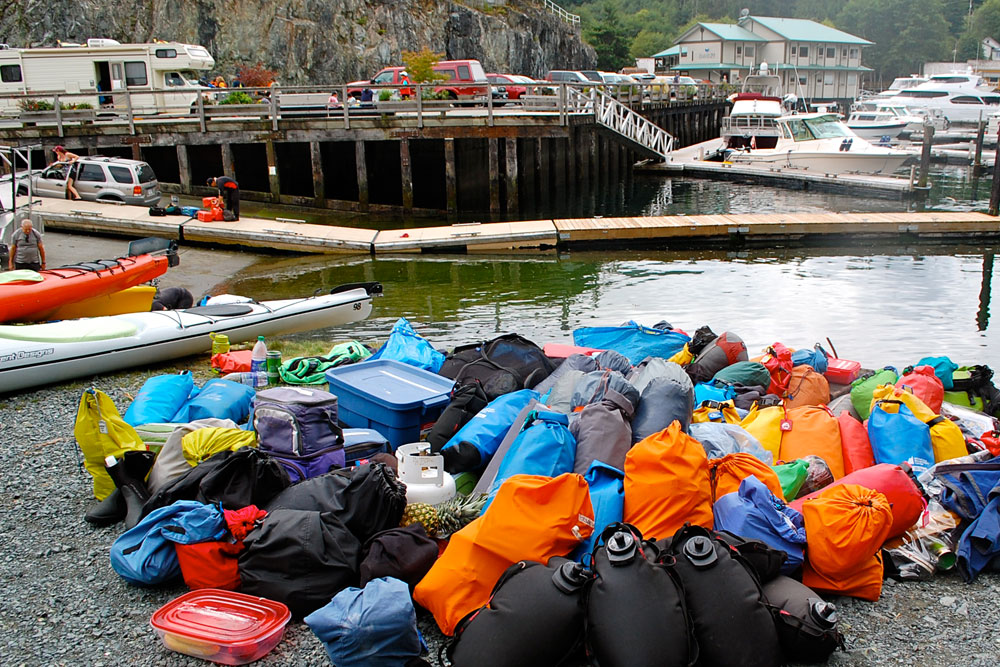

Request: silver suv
left=19, top=156, right=162, bottom=206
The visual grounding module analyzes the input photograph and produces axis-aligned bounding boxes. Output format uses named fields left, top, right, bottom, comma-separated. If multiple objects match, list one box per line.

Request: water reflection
left=222, top=244, right=1000, bottom=370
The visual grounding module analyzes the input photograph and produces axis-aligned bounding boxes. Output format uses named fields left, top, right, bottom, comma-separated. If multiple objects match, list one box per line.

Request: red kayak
left=0, top=253, right=172, bottom=323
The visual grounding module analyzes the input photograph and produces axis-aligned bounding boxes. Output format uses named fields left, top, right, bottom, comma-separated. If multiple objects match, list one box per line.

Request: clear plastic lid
left=150, top=589, right=290, bottom=646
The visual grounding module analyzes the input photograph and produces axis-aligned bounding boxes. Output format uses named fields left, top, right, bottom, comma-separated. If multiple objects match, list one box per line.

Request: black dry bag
left=426, top=381, right=489, bottom=453
left=448, top=557, right=591, bottom=667
left=586, top=523, right=695, bottom=667
left=669, top=524, right=782, bottom=667
left=762, top=575, right=844, bottom=664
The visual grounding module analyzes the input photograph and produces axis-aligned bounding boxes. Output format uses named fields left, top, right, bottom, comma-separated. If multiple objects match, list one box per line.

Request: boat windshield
left=804, top=115, right=852, bottom=139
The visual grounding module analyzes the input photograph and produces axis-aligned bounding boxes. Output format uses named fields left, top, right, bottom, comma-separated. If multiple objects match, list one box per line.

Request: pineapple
left=400, top=493, right=488, bottom=538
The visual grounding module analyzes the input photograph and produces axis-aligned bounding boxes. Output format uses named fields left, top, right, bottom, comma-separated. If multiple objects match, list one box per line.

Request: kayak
left=45, top=286, right=157, bottom=320
left=0, top=253, right=173, bottom=323
left=0, top=282, right=382, bottom=393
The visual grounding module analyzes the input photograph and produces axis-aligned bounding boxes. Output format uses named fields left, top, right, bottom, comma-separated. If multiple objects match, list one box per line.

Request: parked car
left=545, top=70, right=591, bottom=84
left=18, top=156, right=161, bottom=206
left=579, top=70, right=605, bottom=83
left=347, top=60, right=490, bottom=100
left=486, top=73, right=536, bottom=101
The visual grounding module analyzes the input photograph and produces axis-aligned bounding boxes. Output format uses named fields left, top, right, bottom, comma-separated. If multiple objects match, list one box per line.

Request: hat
left=206, top=177, right=215, bottom=185
left=54, top=145, right=64, bottom=152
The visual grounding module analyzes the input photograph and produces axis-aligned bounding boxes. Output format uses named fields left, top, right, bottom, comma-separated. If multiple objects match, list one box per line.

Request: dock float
left=23, top=197, right=1000, bottom=255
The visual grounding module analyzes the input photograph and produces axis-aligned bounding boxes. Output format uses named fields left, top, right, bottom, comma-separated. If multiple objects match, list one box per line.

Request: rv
left=0, top=39, right=214, bottom=113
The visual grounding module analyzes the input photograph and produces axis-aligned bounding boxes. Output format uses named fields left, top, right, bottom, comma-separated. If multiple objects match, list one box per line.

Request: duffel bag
left=439, top=333, right=555, bottom=399
left=426, top=382, right=489, bottom=453
left=686, top=330, right=749, bottom=383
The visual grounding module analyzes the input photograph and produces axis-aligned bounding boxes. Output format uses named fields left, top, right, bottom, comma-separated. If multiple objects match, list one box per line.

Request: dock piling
left=918, top=123, right=934, bottom=189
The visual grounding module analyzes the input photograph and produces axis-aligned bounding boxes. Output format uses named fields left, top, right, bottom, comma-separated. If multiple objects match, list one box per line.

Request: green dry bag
left=772, top=459, right=810, bottom=501
left=850, top=367, right=898, bottom=420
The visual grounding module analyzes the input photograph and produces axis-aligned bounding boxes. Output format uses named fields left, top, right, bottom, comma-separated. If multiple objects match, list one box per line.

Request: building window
left=842, top=48, right=848, bottom=58
left=736, top=45, right=742, bottom=57
left=824, top=73, right=834, bottom=84
left=799, top=46, right=809, bottom=57
left=816, top=75, right=823, bottom=83
left=827, top=47, right=835, bottom=59
left=745, top=45, right=754, bottom=58
left=790, top=46, right=797, bottom=56
left=799, top=76, right=807, bottom=85
left=847, top=73, right=858, bottom=85
left=0, top=64, right=22, bottom=83
left=850, top=48, right=859, bottom=59
left=124, top=61, right=148, bottom=86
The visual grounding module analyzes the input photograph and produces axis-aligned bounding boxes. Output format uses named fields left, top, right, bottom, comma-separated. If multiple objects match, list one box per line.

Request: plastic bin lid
left=150, top=589, right=290, bottom=646
left=327, top=359, right=455, bottom=409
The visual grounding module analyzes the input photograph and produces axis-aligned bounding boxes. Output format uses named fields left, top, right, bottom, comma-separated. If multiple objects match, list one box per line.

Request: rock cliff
left=0, top=0, right=595, bottom=83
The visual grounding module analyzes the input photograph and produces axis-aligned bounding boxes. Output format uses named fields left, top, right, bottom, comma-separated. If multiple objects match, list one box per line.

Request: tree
left=587, top=1, right=632, bottom=71
left=402, top=48, right=444, bottom=83
left=630, top=29, right=670, bottom=59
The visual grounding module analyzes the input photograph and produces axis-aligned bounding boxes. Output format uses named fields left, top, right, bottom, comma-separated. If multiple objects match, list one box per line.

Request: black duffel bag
left=426, top=381, right=489, bottom=453
left=439, top=334, right=555, bottom=400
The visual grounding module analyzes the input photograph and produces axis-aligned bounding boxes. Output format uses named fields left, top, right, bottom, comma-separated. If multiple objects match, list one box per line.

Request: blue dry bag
left=305, top=577, right=423, bottom=667
left=573, top=321, right=689, bottom=366
left=713, top=475, right=807, bottom=575
left=791, top=345, right=829, bottom=374
left=123, top=372, right=194, bottom=426
left=180, top=378, right=255, bottom=424
left=915, top=356, right=960, bottom=390
left=484, top=410, right=577, bottom=508
left=867, top=400, right=934, bottom=475
left=571, top=460, right=625, bottom=560
left=693, top=380, right=737, bottom=406
left=441, top=389, right=539, bottom=473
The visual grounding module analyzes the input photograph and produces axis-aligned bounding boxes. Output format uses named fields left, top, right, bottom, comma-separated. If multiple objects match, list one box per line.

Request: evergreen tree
left=587, top=2, right=632, bottom=70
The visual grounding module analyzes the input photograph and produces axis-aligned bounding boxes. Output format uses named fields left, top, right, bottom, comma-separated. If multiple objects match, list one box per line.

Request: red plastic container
left=543, top=342, right=605, bottom=359
left=202, top=196, right=219, bottom=208
left=196, top=210, right=214, bottom=222
left=150, top=589, right=290, bottom=665
left=825, top=357, right=862, bottom=385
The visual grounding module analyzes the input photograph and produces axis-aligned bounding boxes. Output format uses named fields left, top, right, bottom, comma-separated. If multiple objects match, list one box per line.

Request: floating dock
left=21, top=196, right=1000, bottom=255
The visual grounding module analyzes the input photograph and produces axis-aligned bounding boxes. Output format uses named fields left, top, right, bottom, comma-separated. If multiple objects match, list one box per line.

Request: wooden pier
left=24, top=197, right=1000, bottom=255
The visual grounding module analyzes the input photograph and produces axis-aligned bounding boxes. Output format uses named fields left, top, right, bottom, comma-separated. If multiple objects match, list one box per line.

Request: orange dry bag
left=709, top=452, right=785, bottom=502
left=778, top=405, right=845, bottom=480
left=623, top=420, right=712, bottom=539
left=783, top=365, right=830, bottom=409
left=413, top=472, right=593, bottom=636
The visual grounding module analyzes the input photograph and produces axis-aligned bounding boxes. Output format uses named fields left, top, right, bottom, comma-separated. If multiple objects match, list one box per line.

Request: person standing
left=8, top=218, right=45, bottom=271
left=207, top=176, right=240, bottom=220
left=53, top=145, right=81, bottom=200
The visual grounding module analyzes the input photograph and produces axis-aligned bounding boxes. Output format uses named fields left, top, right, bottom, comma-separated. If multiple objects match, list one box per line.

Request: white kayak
left=0, top=282, right=381, bottom=393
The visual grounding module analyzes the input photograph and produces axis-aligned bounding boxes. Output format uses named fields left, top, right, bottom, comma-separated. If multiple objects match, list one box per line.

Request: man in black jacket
left=207, top=175, right=240, bottom=220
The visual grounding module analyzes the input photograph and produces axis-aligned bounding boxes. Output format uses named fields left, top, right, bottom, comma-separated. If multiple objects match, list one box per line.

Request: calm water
left=217, top=165, right=999, bottom=369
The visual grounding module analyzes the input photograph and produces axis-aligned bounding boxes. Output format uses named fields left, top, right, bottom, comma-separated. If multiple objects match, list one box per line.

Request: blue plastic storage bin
left=327, top=359, right=455, bottom=449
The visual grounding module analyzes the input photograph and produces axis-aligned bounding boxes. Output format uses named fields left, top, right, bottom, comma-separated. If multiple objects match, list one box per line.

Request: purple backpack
left=253, top=387, right=344, bottom=482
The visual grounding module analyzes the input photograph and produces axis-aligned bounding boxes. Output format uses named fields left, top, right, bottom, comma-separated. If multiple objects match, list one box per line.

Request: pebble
left=3, top=376, right=1000, bottom=665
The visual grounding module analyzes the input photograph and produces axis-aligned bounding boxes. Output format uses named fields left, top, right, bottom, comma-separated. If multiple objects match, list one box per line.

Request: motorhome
left=0, top=39, right=214, bottom=113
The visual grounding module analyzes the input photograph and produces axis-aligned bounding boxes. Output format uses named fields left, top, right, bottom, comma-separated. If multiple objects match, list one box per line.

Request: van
left=348, top=60, right=490, bottom=100
left=545, top=70, right=591, bottom=84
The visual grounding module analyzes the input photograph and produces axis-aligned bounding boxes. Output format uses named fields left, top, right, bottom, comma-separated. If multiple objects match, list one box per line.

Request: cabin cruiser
left=725, top=112, right=913, bottom=175
left=719, top=65, right=797, bottom=151
left=845, top=109, right=908, bottom=141
left=888, top=72, right=1000, bottom=124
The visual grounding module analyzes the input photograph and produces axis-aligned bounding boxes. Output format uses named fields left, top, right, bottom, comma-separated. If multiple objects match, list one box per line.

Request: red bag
left=760, top=342, right=794, bottom=396
left=837, top=410, right=875, bottom=474
left=898, top=366, right=944, bottom=414
left=175, top=540, right=243, bottom=590
left=211, top=350, right=253, bottom=374
left=790, top=463, right=923, bottom=539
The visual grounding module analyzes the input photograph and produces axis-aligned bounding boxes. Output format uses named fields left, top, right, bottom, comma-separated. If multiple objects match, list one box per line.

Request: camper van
left=0, top=39, right=214, bottom=114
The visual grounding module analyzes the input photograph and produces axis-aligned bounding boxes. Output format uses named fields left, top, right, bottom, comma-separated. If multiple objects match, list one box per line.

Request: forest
left=570, top=0, right=1000, bottom=88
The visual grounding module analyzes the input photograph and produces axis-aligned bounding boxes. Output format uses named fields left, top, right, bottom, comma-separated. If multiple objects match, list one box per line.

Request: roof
left=653, top=45, right=681, bottom=58
left=679, top=22, right=767, bottom=43
left=672, top=63, right=872, bottom=73
left=748, top=16, right=873, bottom=45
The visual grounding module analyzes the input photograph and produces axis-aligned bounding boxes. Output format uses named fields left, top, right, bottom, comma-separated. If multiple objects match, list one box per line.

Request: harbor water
left=216, top=166, right=1000, bottom=370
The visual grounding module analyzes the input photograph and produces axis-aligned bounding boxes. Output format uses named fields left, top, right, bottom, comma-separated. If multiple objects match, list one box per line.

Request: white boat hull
left=846, top=122, right=907, bottom=141
left=0, top=285, right=379, bottom=392
left=730, top=149, right=911, bottom=174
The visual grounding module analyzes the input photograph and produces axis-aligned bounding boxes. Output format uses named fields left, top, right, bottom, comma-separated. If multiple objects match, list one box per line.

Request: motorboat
left=726, top=112, right=913, bottom=175
left=719, top=66, right=793, bottom=151
left=0, top=239, right=178, bottom=323
left=845, top=109, right=908, bottom=141
left=889, top=72, right=1000, bottom=124
left=0, top=282, right=382, bottom=393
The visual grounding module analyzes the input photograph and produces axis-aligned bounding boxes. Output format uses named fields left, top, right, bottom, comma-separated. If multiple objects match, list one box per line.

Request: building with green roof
left=669, top=15, right=873, bottom=102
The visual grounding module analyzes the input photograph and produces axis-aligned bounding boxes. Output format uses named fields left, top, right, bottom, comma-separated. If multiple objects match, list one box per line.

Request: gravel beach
left=2, top=374, right=1000, bottom=666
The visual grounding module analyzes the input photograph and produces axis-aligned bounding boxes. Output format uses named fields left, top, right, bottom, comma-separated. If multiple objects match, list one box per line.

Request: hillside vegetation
left=569, top=0, right=1000, bottom=87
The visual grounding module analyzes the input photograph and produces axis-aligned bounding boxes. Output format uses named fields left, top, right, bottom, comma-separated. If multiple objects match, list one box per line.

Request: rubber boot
left=84, top=488, right=126, bottom=527
left=106, top=450, right=156, bottom=530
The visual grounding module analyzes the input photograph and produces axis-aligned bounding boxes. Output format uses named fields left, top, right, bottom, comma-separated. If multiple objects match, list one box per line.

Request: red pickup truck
left=347, top=59, right=490, bottom=100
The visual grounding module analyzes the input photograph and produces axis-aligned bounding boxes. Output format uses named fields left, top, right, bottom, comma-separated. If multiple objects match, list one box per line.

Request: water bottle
left=251, top=336, right=268, bottom=388
left=210, top=332, right=230, bottom=355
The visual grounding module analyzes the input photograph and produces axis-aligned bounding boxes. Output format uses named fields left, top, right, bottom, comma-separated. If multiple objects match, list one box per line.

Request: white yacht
left=726, top=112, right=913, bottom=175
left=889, top=72, right=1000, bottom=123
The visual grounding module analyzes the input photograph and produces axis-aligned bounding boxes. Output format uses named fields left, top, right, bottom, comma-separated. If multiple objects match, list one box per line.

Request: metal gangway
left=566, top=87, right=674, bottom=161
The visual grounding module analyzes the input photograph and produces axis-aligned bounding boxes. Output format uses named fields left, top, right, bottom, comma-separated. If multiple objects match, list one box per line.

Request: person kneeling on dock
left=207, top=176, right=240, bottom=221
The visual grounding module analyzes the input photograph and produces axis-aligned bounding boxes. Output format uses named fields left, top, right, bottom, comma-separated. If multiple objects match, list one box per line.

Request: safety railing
left=542, top=0, right=581, bottom=25
left=567, top=87, right=675, bottom=159
left=0, top=81, right=722, bottom=140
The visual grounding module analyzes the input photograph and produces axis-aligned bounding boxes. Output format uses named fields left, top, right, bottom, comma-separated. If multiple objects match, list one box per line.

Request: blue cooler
left=326, top=359, right=455, bottom=449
